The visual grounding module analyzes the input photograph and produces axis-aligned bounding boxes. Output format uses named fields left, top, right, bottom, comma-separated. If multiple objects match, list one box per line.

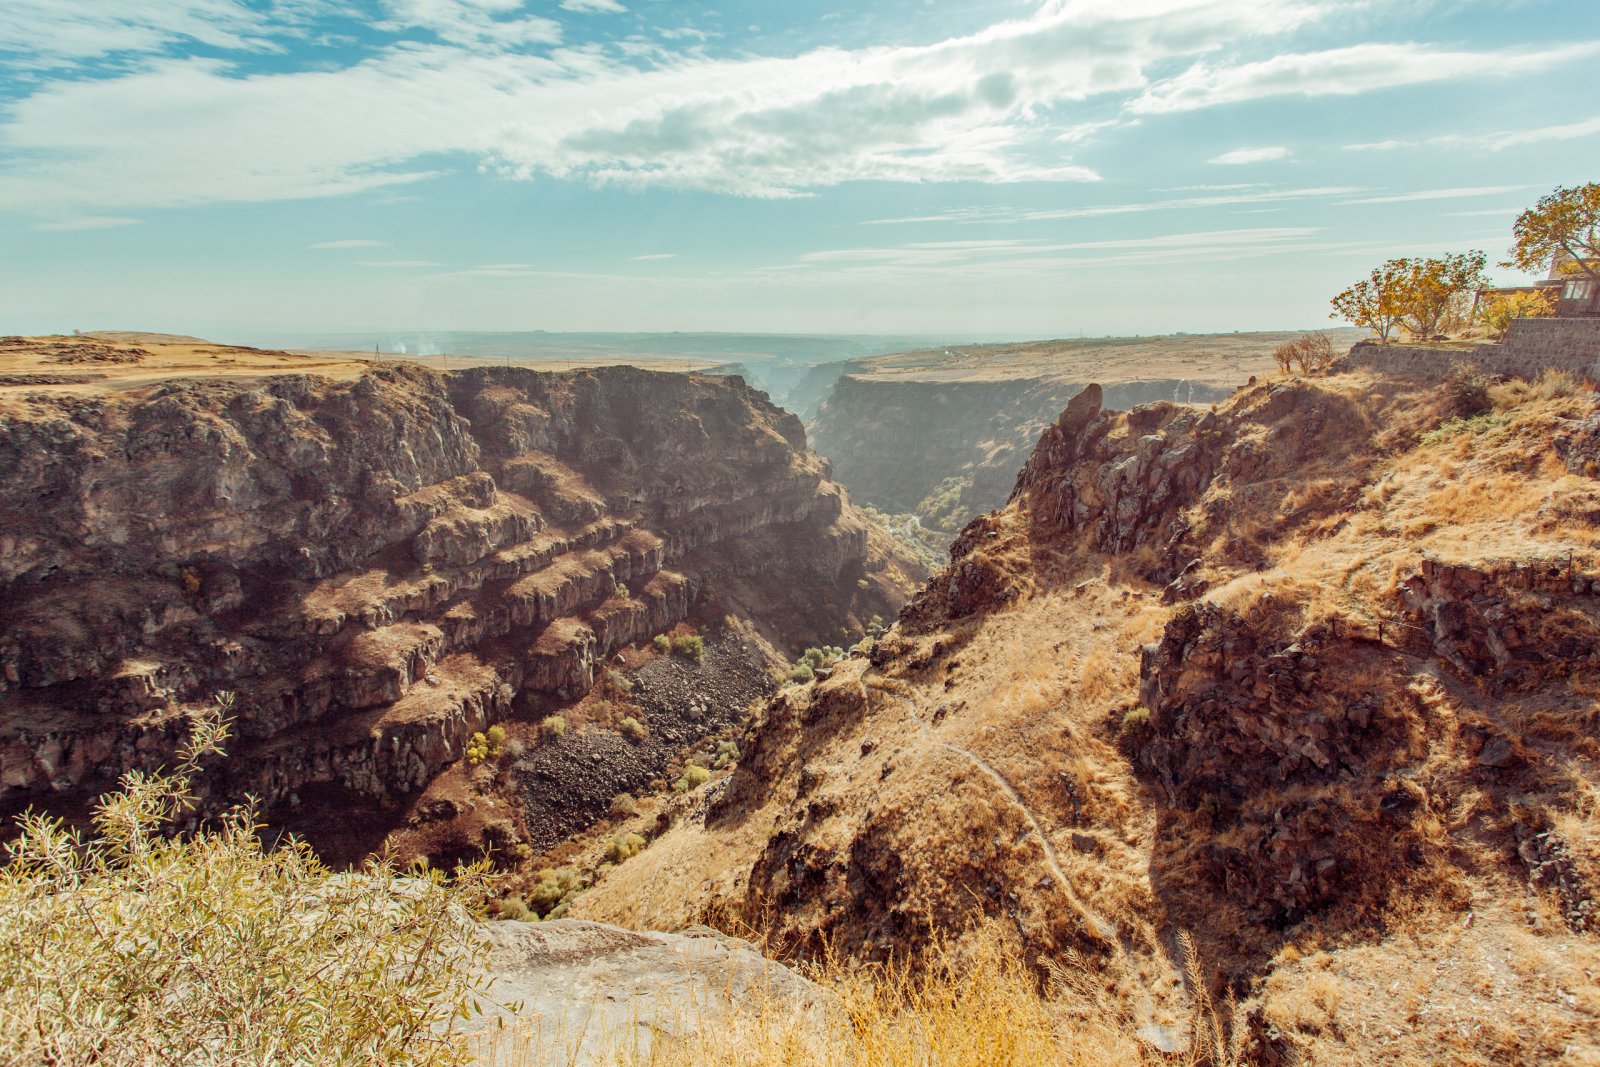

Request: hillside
left=573, top=365, right=1600, bottom=1063
left=0, top=334, right=923, bottom=866
left=809, top=331, right=1367, bottom=541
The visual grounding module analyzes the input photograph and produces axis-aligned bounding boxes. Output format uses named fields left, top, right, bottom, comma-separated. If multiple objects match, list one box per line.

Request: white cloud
left=630, top=253, right=677, bottom=260
left=310, top=238, right=386, bottom=248
left=1345, top=115, right=1600, bottom=153
left=561, top=0, right=625, bottom=12
left=1209, top=146, right=1291, bottom=164
left=1131, top=41, right=1600, bottom=114
left=360, top=259, right=442, bottom=267
left=1, top=0, right=1586, bottom=214
left=863, top=185, right=1360, bottom=224
left=0, top=0, right=281, bottom=66
left=1340, top=184, right=1534, bottom=205
left=378, top=0, right=560, bottom=49
left=0, top=0, right=1335, bottom=210
left=30, top=215, right=141, bottom=231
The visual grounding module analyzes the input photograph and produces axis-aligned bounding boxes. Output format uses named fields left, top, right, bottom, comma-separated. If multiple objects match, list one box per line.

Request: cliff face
left=574, top=369, right=1600, bottom=1065
left=0, top=361, right=917, bottom=834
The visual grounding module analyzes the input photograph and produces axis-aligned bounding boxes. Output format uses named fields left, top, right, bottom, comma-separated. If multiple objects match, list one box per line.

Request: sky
left=1, top=0, right=1597, bottom=340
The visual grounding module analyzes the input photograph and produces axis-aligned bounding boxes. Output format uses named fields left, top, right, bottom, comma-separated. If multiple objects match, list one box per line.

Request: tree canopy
left=1506, top=182, right=1600, bottom=282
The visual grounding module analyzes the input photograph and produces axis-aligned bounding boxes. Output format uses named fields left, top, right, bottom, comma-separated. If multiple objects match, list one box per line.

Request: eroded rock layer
left=0, top=362, right=915, bottom=829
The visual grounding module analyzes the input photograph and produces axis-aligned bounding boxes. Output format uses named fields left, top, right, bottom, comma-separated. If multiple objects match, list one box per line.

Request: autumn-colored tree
left=1392, top=251, right=1489, bottom=340
left=1505, top=182, right=1600, bottom=282
left=1478, top=289, right=1556, bottom=341
left=1329, top=262, right=1406, bottom=343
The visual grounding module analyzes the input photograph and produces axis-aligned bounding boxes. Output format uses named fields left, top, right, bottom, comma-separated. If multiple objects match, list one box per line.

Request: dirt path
left=872, top=680, right=1188, bottom=1051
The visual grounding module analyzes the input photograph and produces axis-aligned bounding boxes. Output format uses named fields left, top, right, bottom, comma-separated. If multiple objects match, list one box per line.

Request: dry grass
left=474, top=928, right=1246, bottom=1067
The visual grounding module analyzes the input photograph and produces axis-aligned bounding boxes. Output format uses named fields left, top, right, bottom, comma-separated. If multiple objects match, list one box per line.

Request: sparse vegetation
left=609, top=792, right=639, bottom=818
left=713, top=739, right=740, bottom=770
left=674, top=764, right=712, bottom=793
left=785, top=645, right=845, bottom=686
left=652, top=634, right=672, bottom=654
left=619, top=716, right=648, bottom=741
left=0, top=698, right=490, bottom=1067
left=605, top=832, right=647, bottom=863
left=527, top=868, right=584, bottom=919
left=671, top=632, right=705, bottom=663
left=466, top=725, right=509, bottom=764
left=538, top=714, right=568, bottom=740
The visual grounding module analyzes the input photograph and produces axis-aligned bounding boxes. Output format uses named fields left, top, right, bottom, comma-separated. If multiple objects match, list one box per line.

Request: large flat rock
left=462, top=919, right=834, bottom=1065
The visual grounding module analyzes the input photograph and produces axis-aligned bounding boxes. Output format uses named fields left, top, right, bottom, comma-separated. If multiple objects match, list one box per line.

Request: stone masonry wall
left=1337, top=317, right=1600, bottom=381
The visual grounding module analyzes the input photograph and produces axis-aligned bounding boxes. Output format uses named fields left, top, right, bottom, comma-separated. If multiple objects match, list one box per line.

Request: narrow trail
left=871, top=684, right=1117, bottom=944
left=869, top=680, right=1188, bottom=1051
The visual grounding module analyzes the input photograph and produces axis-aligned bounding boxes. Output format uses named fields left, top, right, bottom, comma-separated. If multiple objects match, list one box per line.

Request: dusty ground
left=845, top=328, right=1368, bottom=384
left=0, top=333, right=724, bottom=398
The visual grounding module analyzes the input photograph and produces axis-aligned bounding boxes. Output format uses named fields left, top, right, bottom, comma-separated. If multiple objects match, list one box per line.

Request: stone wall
left=1337, top=317, right=1600, bottom=381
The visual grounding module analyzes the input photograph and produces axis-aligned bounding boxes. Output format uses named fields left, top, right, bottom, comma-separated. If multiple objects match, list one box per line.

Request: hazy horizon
left=3, top=1, right=1597, bottom=337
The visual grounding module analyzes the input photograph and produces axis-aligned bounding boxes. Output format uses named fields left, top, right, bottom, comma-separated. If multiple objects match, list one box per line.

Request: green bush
left=527, top=868, right=583, bottom=918
left=652, top=634, right=672, bottom=654
left=538, top=715, right=568, bottom=740
left=0, top=697, right=490, bottom=1066
left=605, top=833, right=648, bottom=864
left=620, top=716, right=648, bottom=741
left=671, top=633, right=705, bottom=663
left=674, top=764, right=712, bottom=794
left=713, top=740, right=740, bottom=770
left=1119, top=706, right=1153, bottom=745
left=609, top=793, right=639, bottom=818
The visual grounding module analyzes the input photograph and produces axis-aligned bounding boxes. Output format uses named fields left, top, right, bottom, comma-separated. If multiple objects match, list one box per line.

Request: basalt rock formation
left=576, top=367, right=1600, bottom=1064
left=0, top=356, right=919, bottom=848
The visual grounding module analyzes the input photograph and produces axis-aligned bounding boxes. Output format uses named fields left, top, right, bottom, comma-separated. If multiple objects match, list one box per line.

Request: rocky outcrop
left=0, top=362, right=916, bottom=833
left=462, top=919, right=833, bottom=1065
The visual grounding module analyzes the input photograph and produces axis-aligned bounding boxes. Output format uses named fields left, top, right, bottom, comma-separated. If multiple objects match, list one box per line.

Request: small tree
left=1329, top=262, right=1407, bottom=343
left=1392, top=252, right=1489, bottom=340
left=1272, top=332, right=1337, bottom=376
left=1479, top=289, right=1556, bottom=340
left=1506, top=181, right=1600, bottom=282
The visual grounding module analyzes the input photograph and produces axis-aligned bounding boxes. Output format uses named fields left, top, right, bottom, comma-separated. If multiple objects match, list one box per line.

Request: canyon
left=0, top=335, right=921, bottom=860
left=807, top=331, right=1365, bottom=541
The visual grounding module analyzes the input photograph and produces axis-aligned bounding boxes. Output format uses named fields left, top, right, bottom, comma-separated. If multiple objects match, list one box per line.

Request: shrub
left=492, top=896, right=533, bottom=921
left=465, top=731, right=489, bottom=764
left=674, top=764, right=712, bottom=794
left=0, top=697, right=490, bottom=1066
left=1445, top=361, right=1493, bottom=418
left=538, top=715, right=568, bottom=740
left=609, top=792, right=639, bottom=818
left=526, top=868, right=583, bottom=918
left=485, top=724, right=507, bottom=750
left=605, top=833, right=647, bottom=864
left=786, top=661, right=815, bottom=685
left=671, top=633, right=705, bottom=663
left=1272, top=332, right=1337, bottom=376
left=652, top=634, right=671, bottom=654
left=603, top=668, right=633, bottom=695
left=620, top=716, right=648, bottom=741
left=1119, top=706, right=1153, bottom=745
left=713, top=740, right=740, bottom=770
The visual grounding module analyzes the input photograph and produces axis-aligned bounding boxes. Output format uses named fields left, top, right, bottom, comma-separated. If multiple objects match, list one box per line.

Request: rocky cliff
left=0, top=349, right=920, bottom=851
left=811, top=372, right=1238, bottom=538
left=575, top=366, right=1600, bottom=1064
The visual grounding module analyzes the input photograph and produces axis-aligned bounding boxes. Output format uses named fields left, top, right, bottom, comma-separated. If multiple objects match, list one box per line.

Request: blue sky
left=1, top=0, right=1597, bottom=339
